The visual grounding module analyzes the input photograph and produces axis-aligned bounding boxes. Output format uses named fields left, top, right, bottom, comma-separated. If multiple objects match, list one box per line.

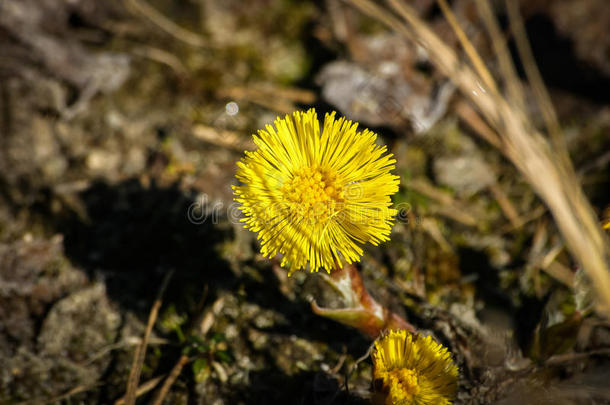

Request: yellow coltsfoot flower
left=233, top=108, right=399, bottom=273
left=371, top=330, right=458, bottom=405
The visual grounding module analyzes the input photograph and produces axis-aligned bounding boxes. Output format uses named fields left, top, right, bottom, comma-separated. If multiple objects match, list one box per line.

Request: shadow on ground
left=55, top=177, right=370, bottom=349
left=56, top=178, right=233, bottom=314
left=224, top=369, right=370, bottom=405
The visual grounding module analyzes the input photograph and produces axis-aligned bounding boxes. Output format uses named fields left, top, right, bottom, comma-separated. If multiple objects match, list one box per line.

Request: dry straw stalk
left=346, top=0, right=610, bottom=316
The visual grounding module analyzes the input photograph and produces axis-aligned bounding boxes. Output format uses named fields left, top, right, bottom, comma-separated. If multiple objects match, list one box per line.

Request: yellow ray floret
left=233, top=108, right=399, bottom=273
left=371, top=330, right=458, bottom=405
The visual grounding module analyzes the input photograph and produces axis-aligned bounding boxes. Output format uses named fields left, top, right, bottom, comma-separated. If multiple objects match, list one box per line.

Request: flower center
left=281, top=166, right=344, bottom=222
left=385, top=368, right=420, bottom=403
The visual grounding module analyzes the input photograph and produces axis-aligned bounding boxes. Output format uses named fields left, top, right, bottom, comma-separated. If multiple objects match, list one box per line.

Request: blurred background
left=1, top=0, right=609, bottom=404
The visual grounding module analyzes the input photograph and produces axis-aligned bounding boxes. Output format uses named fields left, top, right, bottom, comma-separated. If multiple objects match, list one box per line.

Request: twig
left=537, top=243, right=574, bottom=288
left=148, top=355, right=190, bottom=405
left=124, top=269, right=175, bottom=405
left=331, top=352, right=347, bottom=374
left=126, top=0, right=209, bottom=48
left=221, top=85, right=316, bottom=104
left=500, top=204, right=546, bottom=234
left=543, top=261, right=574, bottom=289
left=218, top=85, right=316, bottom=114
left=86, top=336, right=169, bottom=366
left=345, top=341, right=375, bottom=393
left=421, top=217, right=452, bottom=252
left=488, top=182, right=521, bottom=228
left=146, top=287, right=212, bottom=404
left=407, top=179, right=450, bottom=205
left=409, top=179, right=478, bottom=226
left=192, top=125, right=255, bottom=152
left=545, top=348, right=610, bottom=366
left=114, top=376, right=166, bottom=405
left=131, top=46, right=189, bottom=77
left=579, top=150, right=610, bottom=175
left=16, top=383, right=102, bottom=405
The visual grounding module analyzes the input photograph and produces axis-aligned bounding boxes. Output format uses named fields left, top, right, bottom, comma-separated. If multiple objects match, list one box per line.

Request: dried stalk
left=148, top=355, right=190, bottom=405
left=126, top=0, right=209, bottom=48
left=473, top=0, right=525, bottom=110
left=114, top=376, right=165, bottom=405
left=345, top=0, right=610, bottom=316
left=124, top=270, right=174, bottom=405
left=504, top=0, right=568, bottom=164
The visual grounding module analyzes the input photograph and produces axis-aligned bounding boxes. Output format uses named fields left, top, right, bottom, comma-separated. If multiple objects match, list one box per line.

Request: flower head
left=233, top=108, right=399, bottom=273
left=371, top=330, right=458, bottom=405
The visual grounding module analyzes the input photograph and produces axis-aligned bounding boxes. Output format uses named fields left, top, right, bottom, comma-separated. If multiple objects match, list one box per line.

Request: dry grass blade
left=218, top=85, right=316, bottom=114
left=131, top=46, right=189, bottom=77
left=543, top=261, right=574, bottom=289
left=454, top=100, right=503, bottom=150
left=346, top=0, right=610, bottom=316
left=192, top=125, right=255, bottom=152
left=409, top=179, right=478, bottom=226
left=16, top=383, right=102, bottom=405
left=220, top=85, right=316, bottom=105
left=488, top=182, right=521, bottom=228
left=546, top=348, right=610, bottom=366
left=86, top=336, right=169, bottom=366
left=473, top=0, right=525, bottom=110
left=114, top=376, right=166, bottom=405
left=435, top=0, right=499, bottom=97
left=500, top=204, right=547, bottom=233
left=126, top=0, right=208, bottom=48
left=504, top=0, right=567, bottom=164
left=124, top=269, right=175, bottom=405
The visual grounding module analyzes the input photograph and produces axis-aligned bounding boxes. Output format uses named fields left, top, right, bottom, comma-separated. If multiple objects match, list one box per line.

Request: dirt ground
left=1, top=0, right=609, bottom=404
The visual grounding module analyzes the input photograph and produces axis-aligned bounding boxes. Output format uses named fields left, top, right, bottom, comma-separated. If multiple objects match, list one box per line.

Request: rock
left=317, top=34, right=455, bottom=133
left=0, top=236, right=87, bottom=355
left=37, top=282, right=121, bottom=363
left=86, top=149, right=122, bottom=174
left=0, top=237, right=106, bottom=401
left=433, top=154, right=495, bottom=196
